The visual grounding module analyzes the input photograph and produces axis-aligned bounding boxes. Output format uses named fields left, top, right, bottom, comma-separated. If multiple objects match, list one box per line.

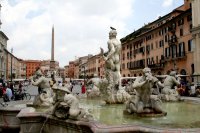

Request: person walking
left=81, top=84, right=86, bottom=94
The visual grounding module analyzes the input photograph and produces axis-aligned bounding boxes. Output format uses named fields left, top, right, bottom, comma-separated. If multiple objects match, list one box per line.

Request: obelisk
left=50, top=26, right=55, bottom=73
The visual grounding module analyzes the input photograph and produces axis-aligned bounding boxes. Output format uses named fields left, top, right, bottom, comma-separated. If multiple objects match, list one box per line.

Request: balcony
left=165, top=51, right=186, bottom=62
left=176, top=52, right=187, bottom=60
left=129, top=65, right=145, bottom=70
left=148, top=63, right=164, bottom=70
left=168, top=36, right=177, bottom=46
left=168, top=27, right=176, bottom=33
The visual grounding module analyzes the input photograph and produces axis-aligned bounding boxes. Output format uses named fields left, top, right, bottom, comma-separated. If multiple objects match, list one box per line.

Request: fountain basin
left=0, top=100, right=29, bottom=133
left=16, top=97, right=200, bottom=133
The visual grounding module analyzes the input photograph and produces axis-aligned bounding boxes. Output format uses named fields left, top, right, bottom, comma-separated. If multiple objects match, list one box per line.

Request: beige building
left=78, top=55, right=92, bottom=79
left=191, top=0, right=200, bottom=84
left=65, top=55, right=92, bottom=79
left=99, top=56, right=105, bottom=79
left=64, top=65, right=69, bottom=78
left=73, top=59, right=79, bottom=79
left=40, top=60, right=59, bottom=77
left=65, top=0, right=199, bottom=82
left=5, top=49, right=22, bottom=80
left=86, top=54, right=101, bottom=78
left=57, top=67, right=65, bottom=78
left=121, top=0, right=193, bottom=79
left=19, top=59, right=26, bottom=79
left=0, top=31, right=9, bottom=79
left=68, top=61, right=75, bottom=79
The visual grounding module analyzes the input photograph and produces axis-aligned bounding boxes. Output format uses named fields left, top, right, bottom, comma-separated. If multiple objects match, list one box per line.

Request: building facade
left=40, top=60, right=59, bottom=77
left=191, top=0, right=200, bottom=84
left=0, top=31, right=8, bottom=79
left=68, top=61, right=75, bottom=79
left=121, top=0, right=193, bottom=78
left=24, top=60, right=41, bottom=78
left=64, top=65, right=69, bottom=78
left=85, top=54, right=101, bottom=78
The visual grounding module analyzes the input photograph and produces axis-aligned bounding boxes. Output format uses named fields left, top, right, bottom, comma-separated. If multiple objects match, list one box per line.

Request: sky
left=1, top=0, right=183, bottom=67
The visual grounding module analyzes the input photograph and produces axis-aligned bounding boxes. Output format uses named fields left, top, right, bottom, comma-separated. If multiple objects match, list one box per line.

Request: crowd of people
left=0, top=76, right=27, bottom=102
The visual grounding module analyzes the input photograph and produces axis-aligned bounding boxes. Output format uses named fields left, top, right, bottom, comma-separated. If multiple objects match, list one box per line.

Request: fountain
left=1, top=28, right=200, bottom=133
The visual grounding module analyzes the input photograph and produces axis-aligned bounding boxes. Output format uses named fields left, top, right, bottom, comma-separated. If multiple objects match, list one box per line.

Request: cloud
left=162, top=0, right=173, bottom=7
left=1, top=0, right=182, bottom=68
left=1, top=0, right=134, bottom=67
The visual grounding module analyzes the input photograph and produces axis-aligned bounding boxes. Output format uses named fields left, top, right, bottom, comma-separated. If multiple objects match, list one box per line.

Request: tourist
left=9, top=82, right=14, bottom=96
left=2, top=83, right=9, bottom=102
left=58, top=81, right=62, bottom=87
left=18, top=81, right=23, bottom=94
left=81, top=84, right=86, bottom=94
left=0, top=84, right=3, bottom=97
left=6, top=86, right=13, bottom=101
left=0, top=75, right=4, bottom=85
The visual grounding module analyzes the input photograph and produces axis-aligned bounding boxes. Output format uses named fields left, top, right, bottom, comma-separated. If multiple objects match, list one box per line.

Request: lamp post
left=11, top=48, right=13, bottom=82
left=83, top=66, right=86, bottom=85
left=25, top=65, right=27, bottom=79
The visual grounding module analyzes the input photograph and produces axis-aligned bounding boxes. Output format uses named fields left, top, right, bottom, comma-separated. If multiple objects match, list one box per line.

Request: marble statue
left=52, top=85, right=93, bottom=121
left=31, top=69, right=54, bottom=107
left=86, top=76, right=101, bottom=98
left=100, top=27, right=130, bottom=104
left=125, top=68, right=166, bottom=115
left=161, top=71, right=181, bottom=101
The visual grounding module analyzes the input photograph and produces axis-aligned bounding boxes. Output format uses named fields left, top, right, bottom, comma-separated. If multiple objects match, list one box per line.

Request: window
left=172, top=23, right=176, bottom=29
left=165, top=34, right=169, bottom=42
left=188, top=40, right=192, bottom=51
left=151, top=43, right=153, bottom=50
left=147, top=58, right=151, bottom=65
left=156, top=56, right=159, bottom=64
left=178, top=18, right=184, bottom=26
left=165, top=47, right=171, bottom=58
left=151, top=57, right=154, bottom=64
left=178, top=42, right=185, bottom=57
left=146, top=45, right=150, bottom=54
left=159, top=40, right=164, bottom=47
left=187, top=15, right=192, bottom=21
left=180, top=29, right=183, bottom=36
left=172, top=45, right=177, bottom=58
left=171, top=35, right=177, bottom=43
left=127, top=62, right=130, bottom=69
left=127, top=52, right=129, bottom=59
left=130, top=51, right=132, bottom=59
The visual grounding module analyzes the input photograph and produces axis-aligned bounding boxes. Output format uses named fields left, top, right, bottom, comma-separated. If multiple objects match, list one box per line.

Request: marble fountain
left=1, top=28, right=200, bottom=133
